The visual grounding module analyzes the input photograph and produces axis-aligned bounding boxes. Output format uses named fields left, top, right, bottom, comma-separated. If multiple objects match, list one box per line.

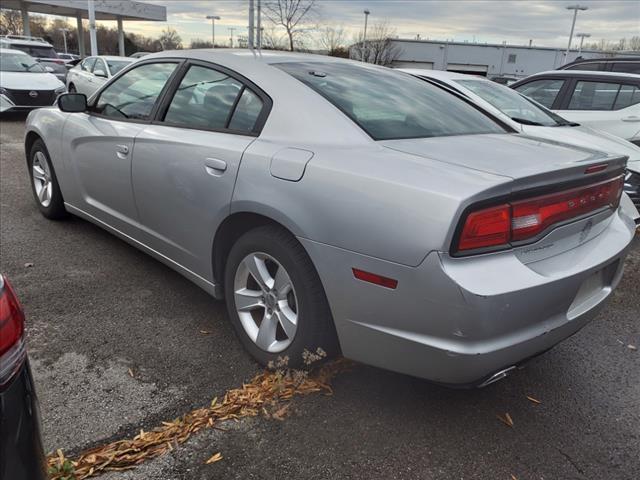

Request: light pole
left=228, top=27, right=236, bottom=48
left=206, top=15, right=221, bottom=47
left=576, top=32, right=591, bottom=55
left=58, top=28, right=69, bottom=53
left=362, top=9, right=370, bottom=62
left=565, top=4, right=588, bottom=63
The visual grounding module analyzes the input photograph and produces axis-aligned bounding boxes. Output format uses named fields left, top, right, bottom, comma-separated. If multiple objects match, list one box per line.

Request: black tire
left=68, top=84, right=76, bottom=93
left=28, top=139, right=68, bottom=220
left=224, top=225, right=338, bottom=369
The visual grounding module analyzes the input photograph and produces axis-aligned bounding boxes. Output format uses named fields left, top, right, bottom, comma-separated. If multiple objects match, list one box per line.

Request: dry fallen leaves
left=47, top=358, right=350, bottom=480
left=199, top=330, right=212, bottom=335
left=127, top=368, right=135, bottom=378
left=526, top=395, right=541, bottom=405
left=205, top=452, right=223, bottom=465
left=628, top=345, right=637, bottom=351
left=497, top=412, right=514, bottom=428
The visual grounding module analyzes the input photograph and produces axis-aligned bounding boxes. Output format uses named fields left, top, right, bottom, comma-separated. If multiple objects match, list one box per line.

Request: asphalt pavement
left=1, top=113, right=639, bottom=480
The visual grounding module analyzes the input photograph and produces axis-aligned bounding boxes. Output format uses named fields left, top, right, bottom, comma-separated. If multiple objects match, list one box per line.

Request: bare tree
left=158, top=27, right=182, bottom=50
left=0, top=9, right=22, bottom=35
left=629, top=35, right=640, bottom=51
left=263, top=0, right=318, bottom=51
left=261, top=25, right=287, bottom=50
left=190, top=38, right=213, bottom=49
left=351, top=21, right=401, bottom=66
left=318, top=25, right=346, bottom=55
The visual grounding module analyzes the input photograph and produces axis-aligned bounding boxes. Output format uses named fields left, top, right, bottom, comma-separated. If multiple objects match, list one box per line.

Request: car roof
left=523, top=70, right=640, bottom=80
left=0, top=35, right=53, bottom=47
left=91, top=55, right=134, bottom=62
left=0, top=47, right=28, bottom=55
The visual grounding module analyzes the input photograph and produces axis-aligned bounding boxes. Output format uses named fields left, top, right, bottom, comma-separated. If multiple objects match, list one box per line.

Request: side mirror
left=93, top=69, right=107, bottom=78
left=58, top=93, right=87, bottom=113
left=45, top=66, right=55, bottom=73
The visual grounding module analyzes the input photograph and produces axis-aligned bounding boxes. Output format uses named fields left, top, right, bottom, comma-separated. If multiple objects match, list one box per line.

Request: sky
left=74, top=0, right=640, bottom=48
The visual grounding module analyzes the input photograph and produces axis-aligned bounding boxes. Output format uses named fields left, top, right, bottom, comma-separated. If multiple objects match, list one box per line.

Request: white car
left=0, top=48, right=66, bottom=113
left=66, top=55, right=134, bottom=97
left=0, top=35, right=68, bottom=83
left=401, top=68, right=640, bottom=213
left=510, top=70, right=640, bottom=146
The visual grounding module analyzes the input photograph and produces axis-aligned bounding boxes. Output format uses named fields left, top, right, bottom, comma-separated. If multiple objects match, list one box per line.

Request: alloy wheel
left=32, top=151, right=53, bottom=208
left=233, top=252, right=298, bottom=353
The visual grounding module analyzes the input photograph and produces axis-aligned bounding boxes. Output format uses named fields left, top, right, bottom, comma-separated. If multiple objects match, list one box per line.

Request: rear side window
left=94, top=62, right=178, bottom=120
left=568, top=81, right=639, bottom=110
left=610, top=62, right=640, bottom=74
left=514, top=78, right=565, bottom=108
left=565, top=62, right=601, bottom=71
left=163, top=65, right=243, bottom=130
left=228, top=89, right=263, bottom=132
left=276, top=62, right=505, bottom=140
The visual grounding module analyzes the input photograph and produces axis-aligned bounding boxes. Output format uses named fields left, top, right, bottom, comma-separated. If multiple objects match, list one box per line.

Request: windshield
left=276, top=62, right=506, bottom=140
left=107, top=60, right=131, bottom=75
left=0, top=52, right=45, bottom=72
left=457, top=79, right=572, bottom=127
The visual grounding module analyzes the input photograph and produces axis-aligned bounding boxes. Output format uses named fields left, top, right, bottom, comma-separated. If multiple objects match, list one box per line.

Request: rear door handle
left=622, top=116, right=640, bottom=122
left=204, top=158, right=227, bottom=176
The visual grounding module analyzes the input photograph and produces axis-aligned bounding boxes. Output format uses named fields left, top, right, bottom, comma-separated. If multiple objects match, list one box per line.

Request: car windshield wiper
left=553, top=120, right=580, bottom=127
left=510, top=117, right=544, bottom=126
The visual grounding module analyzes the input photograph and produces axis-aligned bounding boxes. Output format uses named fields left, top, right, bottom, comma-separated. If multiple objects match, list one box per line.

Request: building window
left=507, top=54, right=517, bottom=63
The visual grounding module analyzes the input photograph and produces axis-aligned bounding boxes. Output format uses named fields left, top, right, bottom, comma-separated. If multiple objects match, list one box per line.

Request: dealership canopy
left=3, top=0, right=167, bottom=57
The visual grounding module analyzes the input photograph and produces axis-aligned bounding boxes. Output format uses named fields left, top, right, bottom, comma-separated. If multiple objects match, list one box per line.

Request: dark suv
left=558, top=56, right=640, bottom=75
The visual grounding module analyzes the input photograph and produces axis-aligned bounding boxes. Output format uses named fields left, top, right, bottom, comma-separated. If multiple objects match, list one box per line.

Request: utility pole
left=576, top=33, right=590, bottom=55
left=228, top=27, right=236, bottom=48
left=206, top=15, right=221, bottom=47
left=59, top=28, right=69, bottom=53
left=248, top=0, right=255, bottom=49
left=565, top=5, right=588, bottom=63
left=362, top=9, right=370, bottom=62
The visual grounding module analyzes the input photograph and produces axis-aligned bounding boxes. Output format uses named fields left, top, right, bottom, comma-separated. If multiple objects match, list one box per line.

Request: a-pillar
left=117, top=17, right=125, bottom=56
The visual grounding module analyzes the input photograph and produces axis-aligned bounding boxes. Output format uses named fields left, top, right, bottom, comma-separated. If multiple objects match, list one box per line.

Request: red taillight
left=458, top=204, right=511, bottom=251
left=456, top=176, right=624, bottom=254
left=0, top=276, right=26, bottom=385
left=0, top=277, right=24, bottom=357
left=352, top=268, right=398, bottom=289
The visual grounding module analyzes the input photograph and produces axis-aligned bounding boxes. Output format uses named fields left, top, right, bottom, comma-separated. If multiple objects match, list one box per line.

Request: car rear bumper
left=0, top=358, right=47, bottom=480
left=301, top=208, right=636, bottom=386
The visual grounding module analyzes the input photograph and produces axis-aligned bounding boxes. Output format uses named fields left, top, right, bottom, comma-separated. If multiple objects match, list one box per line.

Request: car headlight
left=55, top=86, right=67, bottom=94
left=0, top=87, right=7, bottom=95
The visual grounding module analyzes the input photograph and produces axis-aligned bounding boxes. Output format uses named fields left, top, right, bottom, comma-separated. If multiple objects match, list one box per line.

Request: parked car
left=0, top=35, right=67, bottom=83
left=57, top=53, right=80, bottom=63
left=401, top=68, right=640, bottom=211
left=510, top=71, right=640, bottom=146
left=0, top=275, right=47, bottom=480
left=0, top=48, right=66, bottom=113
left=129, top=51, right=151, bottom=58
left=489, top=75, right=519, bottom=86
left=66, top=55, right=134, bottom=96
left=24, top=51, right=637, bottom=386
left=558, top=56, right=640, bottom=75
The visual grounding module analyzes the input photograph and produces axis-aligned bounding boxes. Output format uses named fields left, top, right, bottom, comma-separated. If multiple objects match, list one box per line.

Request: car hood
left=0, top=71, right=64, bottom=90
left=382, top=133, right=627, bottom=190
left=522, top=124, right=640, bottom=162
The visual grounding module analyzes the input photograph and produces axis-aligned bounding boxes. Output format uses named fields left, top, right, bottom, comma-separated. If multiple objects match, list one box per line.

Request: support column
left=76, top=15, right=86, bottom=58
left=21, top=2, right=31, bottom=36
left=88, top=0, right=98, bottom=56
left=117, top=17, right=125, bottom=56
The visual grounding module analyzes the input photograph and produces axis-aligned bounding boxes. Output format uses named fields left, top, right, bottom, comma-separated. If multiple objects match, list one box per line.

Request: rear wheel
left=224, top=225, right=337, bottom=368
left=29, top=139, right=67, bottom=219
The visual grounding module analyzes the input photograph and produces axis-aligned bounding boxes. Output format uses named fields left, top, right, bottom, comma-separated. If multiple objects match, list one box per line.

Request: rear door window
left=163, top=65, right=243, bottom=130
left=567, top=81, right=638, bottom=110
left=514, top=78, right=565, bottom=108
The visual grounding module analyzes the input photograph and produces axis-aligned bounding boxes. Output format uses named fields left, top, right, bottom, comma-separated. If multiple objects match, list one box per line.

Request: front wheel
left=68, top=83, right=76, bottom=93
left=29, top=139, right=67, bottom=219
left=224, top=225, right=337, bottom=368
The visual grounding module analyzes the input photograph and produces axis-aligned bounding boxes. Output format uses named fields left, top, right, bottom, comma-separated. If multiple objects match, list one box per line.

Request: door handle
left=621, top=116, right=640, bottom=122
left=116, top=144, right=129, bottom=155
left=204, top=158, right=227, bottom=176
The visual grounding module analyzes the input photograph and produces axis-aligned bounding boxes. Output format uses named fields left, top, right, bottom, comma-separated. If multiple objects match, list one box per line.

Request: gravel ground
left=1, top=113, right=639, bottom=479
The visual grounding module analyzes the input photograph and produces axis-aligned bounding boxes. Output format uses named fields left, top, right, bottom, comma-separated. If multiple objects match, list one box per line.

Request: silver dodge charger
left=24, top=50, right=637, bottom=386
